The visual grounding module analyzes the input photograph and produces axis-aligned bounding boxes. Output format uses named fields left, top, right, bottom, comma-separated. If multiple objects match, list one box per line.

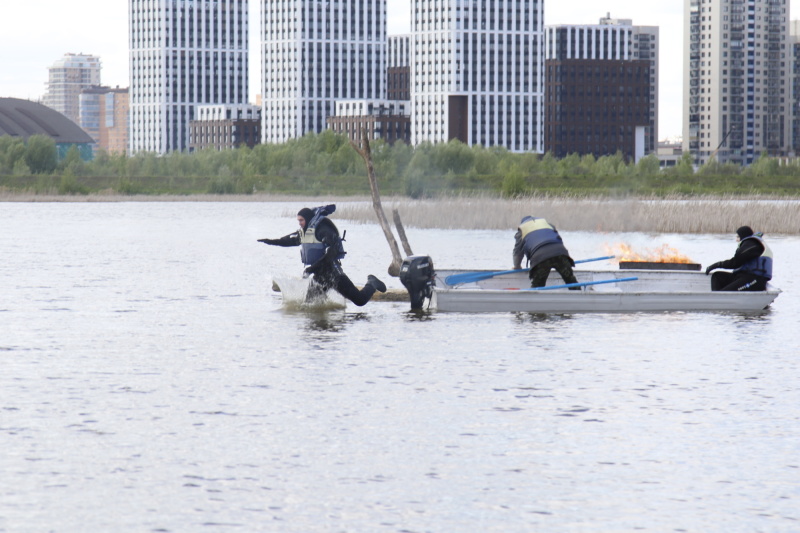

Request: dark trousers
left=710, top=271, right=768, bottom=292
left=307, top=271, right=376, bottom=306
left=529, top=255, right=579, bottom=289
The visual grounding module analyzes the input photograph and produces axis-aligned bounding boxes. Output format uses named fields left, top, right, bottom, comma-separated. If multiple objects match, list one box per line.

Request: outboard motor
left=399, top=255, right=435, bottom=310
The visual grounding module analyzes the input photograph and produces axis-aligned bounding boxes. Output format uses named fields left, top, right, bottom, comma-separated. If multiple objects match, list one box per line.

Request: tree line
left=1, top=132, right=799, bottom=197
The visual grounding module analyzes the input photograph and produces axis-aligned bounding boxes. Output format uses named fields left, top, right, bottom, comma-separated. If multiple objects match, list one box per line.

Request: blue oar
left=574, top=255, right=616, bottom=264
left=521, top=276, right=638, bottom=291
left=444, top=255, right=616, bottom=285
left=445, top=268, right=527, bottom=285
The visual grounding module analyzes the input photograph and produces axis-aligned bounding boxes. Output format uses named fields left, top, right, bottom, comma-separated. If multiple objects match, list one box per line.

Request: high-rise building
left=80, top=86, right=130, bottom=155
left=544, top=16, right=659, bottom=160
left=683, top=0, right=791, bottom=166
left=79, top=87, right=105, bottom=144
left=411, top=0, right=544, bottom=152
left=791, top=20, right=800, bottom=154
left=388, top=35, right=411, bottom=101
left=43, top=54, right=101, bottom=125
left=129, top=0, right=249, bottom=154
left=261, top=0, right=386, bottom=144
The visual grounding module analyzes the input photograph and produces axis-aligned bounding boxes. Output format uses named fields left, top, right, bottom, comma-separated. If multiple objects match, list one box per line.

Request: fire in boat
left=604, top=242, right=702, bottom=271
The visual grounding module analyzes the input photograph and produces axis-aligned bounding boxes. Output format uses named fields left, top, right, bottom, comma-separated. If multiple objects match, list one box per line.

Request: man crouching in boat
left=705, top=226, right=773, bottom=291
left=513, top=216, right=580, bottom=290
left=258, top=205, right=387, bottom=305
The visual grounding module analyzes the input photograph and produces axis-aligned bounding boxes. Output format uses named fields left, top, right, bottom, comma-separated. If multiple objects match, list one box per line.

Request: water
left=2, top=201, right=799, bottom=532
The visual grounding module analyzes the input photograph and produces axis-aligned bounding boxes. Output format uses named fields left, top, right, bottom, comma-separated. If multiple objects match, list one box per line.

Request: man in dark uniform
left=705, top=226, right=774, bottom=291
left=513, top=216, right=579, bottom=289
left=258, top=205, right=387, bottom=306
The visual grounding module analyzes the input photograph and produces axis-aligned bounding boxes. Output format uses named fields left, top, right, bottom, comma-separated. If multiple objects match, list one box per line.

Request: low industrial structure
left=0, top=97, right=95, bottom=160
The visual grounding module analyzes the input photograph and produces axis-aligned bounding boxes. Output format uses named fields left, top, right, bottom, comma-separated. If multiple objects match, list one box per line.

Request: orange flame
left=604, top=242, right=695, bottom=264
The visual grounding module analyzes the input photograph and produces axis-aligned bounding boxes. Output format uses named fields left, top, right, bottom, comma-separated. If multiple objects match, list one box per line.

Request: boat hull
left=433, top=269, right=781, bottom=313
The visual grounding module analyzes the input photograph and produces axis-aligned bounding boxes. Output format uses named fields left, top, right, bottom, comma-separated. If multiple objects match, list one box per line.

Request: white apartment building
left=683, top=0, right=791, bottom=166
left=261, top=0, right=386, bottom=143
left=411, top=0, right=544, bottom=152
left=544, top=16, right=659, bottom=155
left=334, top=100, right=409, bottom=117
left=388, top=34, right=411, bottom=68
left=129, top=0, right=249, bottom=154
left=43, top=54, right=101, bottom=125
left=195, top=103, right=261, bottom=122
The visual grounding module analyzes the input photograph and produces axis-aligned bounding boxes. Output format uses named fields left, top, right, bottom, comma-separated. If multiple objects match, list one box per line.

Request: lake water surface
left=2, top=201, right=799, bottom=532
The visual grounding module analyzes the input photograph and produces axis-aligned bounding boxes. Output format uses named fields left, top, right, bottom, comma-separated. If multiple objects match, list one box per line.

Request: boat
left=398, top=256, right=781, bottom=313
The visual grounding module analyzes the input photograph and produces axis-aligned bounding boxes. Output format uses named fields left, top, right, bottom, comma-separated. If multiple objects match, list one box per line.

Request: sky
left=1, top=1, right=798, bottom=141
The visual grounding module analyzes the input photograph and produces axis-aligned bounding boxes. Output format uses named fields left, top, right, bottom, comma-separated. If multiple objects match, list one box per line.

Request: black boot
left=367, top=274, right=387, bottom=293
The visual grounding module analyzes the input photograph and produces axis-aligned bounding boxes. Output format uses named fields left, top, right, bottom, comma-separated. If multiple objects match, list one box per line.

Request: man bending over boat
left=258, top=205, right=387, bottom=305
left=705, top=226, right=773, bottom=291
left=513, top=216, right=580, bottom=289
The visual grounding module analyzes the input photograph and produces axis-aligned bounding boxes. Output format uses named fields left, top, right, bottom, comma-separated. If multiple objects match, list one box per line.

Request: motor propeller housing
left=399, top=255, right=435, bottom=310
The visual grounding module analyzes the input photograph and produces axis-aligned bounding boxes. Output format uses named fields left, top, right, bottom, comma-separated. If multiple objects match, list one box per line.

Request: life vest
left=519, top=216, right=565, bottom=258
left=299, top=205, right=346, bottom=266
left=734, top=235, right=773, bottom=280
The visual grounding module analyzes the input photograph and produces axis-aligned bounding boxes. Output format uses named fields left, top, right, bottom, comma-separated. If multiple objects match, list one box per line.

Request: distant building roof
left=0, top=97, right=94, bottom=144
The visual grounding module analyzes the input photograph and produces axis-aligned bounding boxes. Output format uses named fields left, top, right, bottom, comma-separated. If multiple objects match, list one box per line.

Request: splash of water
left=273, top=276, right=346, bottom=310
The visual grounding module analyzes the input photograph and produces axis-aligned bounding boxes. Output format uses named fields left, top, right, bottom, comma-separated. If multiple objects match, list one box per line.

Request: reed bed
left=4, top=191, right=796, bottom=235
left=333, top=194, right=800, bottom=235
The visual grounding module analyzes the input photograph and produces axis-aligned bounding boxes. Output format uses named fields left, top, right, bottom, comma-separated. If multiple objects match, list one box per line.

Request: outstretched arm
left=257, top=232, right=300, bottom=247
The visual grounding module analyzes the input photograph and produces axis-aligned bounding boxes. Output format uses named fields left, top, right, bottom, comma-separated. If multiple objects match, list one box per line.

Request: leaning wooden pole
left=350, top=130, right=404, bottom=277
left=393, top=209, right=414, bottom=257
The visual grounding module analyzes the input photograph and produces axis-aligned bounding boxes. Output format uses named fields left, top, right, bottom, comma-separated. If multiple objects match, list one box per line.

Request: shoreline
left=0, top=193, right=374, bottom=203
left=1, top=191, right=798, bottom=203
left=3, top=192, right=798, bottom=234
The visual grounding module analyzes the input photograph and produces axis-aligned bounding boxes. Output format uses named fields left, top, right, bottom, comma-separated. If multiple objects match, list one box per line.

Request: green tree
left=60, top=145, right=86, bottom=176
left=501, top=165, right=527, bottom=197
left=674, top=152, right=695, bottom=178
left=430, top=139, right=475, bottom=175
left=748, top=152, right=779, bottom=178
left=0, top=136, right=26, bottom=174
left=12, top=158, right=31, bottom=176
left=24, top=135, right=57, bottom=174
left=635, top=154, right=661, bottom=177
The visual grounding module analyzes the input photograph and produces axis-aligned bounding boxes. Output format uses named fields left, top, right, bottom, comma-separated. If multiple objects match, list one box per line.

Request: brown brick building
left=544, top=18, right=659, bottom=160
left=189, top=104, right=261, bottom=151
left=328, top=100, right=411, bottom=146
left=545, top=59, right=651, bottom=160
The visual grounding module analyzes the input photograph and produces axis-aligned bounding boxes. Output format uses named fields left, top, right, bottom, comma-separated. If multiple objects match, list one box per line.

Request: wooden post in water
left=393, top=209, right=413, bottom=256
left=350, top=130, right=404, bottom=276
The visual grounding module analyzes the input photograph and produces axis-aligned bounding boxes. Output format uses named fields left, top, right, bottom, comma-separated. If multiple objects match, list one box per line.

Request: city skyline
left=2, top=0, right=797, bottom=141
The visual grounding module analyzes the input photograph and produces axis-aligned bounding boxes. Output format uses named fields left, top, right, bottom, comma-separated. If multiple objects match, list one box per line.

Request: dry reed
left=3, top=191, right=796, bottom=235
left=333, top=194, right=800, bottom=235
